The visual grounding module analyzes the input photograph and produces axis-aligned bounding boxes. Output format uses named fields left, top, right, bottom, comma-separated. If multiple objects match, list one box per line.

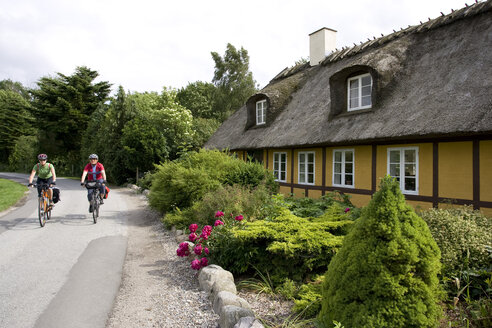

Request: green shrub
left=293, top=275, right=324, bottom=318
left=136, top=170, right=155, bottom=190
left=419, top=206, right=491, bottom=277
left=162, top=183, right=272, bottom=229
left=148, top=149, right=277, bottom=213
left=8, top=135, right=38, bottom=173
left=319, top=176, right=442, bottom=328
left=209, top=208, right=353, bottom=283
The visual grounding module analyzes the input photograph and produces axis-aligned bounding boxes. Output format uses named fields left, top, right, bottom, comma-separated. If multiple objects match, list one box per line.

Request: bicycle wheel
left=38, top=197, right=46, bottom=227
left=92, top=195, right=98, bottom=223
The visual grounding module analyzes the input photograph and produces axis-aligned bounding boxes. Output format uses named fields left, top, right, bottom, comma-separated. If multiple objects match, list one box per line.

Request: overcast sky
left=0, top=0, right=472, bottom=93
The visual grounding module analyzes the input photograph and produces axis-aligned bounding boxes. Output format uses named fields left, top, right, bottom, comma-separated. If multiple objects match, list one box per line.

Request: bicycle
left=31, top=182, right=53, bottom=227
left=84, top=181, right=103, bottom=223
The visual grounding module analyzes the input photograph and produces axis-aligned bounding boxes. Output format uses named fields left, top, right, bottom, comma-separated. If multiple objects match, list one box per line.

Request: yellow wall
left=293, top=187, right=306, bottom=198
left=279, top=185, right=292, bottom=195
left=480, top=141, right=492, bottom=202
left=439, top=142, right=473, bottom=200
left=347, top=193, right=371, bottom=208
left=376, top=143, right=432, bottom=196
left=309, top=190, right=322, bottom=199
left=407, top=200, right=433, bottom=212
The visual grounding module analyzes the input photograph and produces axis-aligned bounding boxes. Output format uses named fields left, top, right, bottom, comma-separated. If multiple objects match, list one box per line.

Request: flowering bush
left=177, top=210, right=242, bottom=270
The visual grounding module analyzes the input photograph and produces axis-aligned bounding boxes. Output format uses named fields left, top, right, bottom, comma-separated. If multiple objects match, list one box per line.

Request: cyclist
left=80, top=154, right=106, bottom=212
left=28, top=154, right=57, bottom=205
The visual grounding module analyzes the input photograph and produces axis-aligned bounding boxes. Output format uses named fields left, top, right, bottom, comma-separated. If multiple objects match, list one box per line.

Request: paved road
left=0, top=172, right=131, bottom=328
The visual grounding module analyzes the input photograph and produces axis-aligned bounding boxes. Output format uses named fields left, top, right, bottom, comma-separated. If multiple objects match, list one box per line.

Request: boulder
left=198, top=265, right=234, bottom=293
left=213, top=291, right=250, bottom=316
left=220, top=305, right=255, bottom=328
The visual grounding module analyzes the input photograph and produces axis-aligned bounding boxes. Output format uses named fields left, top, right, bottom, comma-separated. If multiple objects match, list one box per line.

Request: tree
left=30, top=66, right=111, bottom=171
left=0, top=90, right=36, bottom=162
left=176, top=81, right=218, bottom=119
left=0, top=79, right=31, bottom=100
left=211, top=43, right=257, bottom=120
left=318, top=176, right=442, bottom=328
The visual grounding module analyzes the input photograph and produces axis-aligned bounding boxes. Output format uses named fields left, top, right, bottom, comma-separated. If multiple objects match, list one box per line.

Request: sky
left=0, top=0, right=474, bottom=93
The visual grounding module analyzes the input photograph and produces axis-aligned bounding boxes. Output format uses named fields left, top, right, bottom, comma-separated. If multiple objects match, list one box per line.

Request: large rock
left=220, top=305, right=255, bottom=328
left=210, top=278, right=237, bottom=301
left=233, top=316, right=264, bottom=328
left=198, top=265, right=234, bottom=293
left=213, top=291, right=250, bottom=316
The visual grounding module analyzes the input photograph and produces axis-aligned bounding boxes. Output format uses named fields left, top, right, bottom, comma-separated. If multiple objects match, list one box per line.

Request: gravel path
left=106, top=194, right=219, bottom=328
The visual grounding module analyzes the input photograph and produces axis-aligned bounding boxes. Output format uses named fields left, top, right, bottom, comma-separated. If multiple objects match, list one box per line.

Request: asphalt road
left=0, top=172, right=131, bottom=328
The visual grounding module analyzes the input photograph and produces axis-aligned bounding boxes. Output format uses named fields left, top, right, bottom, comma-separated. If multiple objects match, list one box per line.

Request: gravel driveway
left=106, top=192, right=219, bottom=328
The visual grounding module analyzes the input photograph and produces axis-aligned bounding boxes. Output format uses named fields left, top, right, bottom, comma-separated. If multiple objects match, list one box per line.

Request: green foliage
left=211, top=43, right=257, bottom=119
left=149, top=149, right=276, bottom=213
left=0, top=90, right=36, bottom=162
left=8, top=135, right=38, bottom=172
left=419, top=206, right=492, bottom=277
left=209, top=208, right=353, bottom=283
left=162, top=183, right=271, bottom=229
left=176, top=81, right=218, bottom=119
left=30, top=66, right=111, bottom=170
left=319, top=176, right=442, bottom=328
left=0, top=178, right=27, bottom=212
left=190, top=117, right=221, bottom=149
left=292, top=276, right=324, bottom=318
left=0, top=79, right=31, bottom=100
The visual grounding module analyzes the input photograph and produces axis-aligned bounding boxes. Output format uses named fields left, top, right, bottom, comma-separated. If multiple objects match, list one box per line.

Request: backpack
left=52, top=187, right=61, bottom=203
left=104, top=185, right=110, bottom=199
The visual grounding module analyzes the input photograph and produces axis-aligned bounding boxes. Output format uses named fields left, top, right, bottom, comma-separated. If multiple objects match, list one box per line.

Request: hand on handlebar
left=28, top=183, right=33, bottom=187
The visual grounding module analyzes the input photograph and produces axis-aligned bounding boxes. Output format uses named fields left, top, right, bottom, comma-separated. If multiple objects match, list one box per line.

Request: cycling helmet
left=37, top=153, right=48, bottom=160
left=89, top=154, right=99, bottom=160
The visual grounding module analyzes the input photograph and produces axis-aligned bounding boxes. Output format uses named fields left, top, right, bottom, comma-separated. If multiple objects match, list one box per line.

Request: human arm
left=28, top=169, right=36, bottom=185
left=50, top=165, right=56, bottom=184
left=80, top=170, right=88, bottom=184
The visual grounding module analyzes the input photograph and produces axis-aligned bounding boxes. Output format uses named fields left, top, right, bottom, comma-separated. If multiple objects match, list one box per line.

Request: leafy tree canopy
left=0, top=79, right=31, bottom=100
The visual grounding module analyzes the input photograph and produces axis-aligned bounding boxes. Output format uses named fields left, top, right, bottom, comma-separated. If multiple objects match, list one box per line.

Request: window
left=333, top=149, right=354, bottom=187
left=347, top=73, right=372, bottom=111
left=273, top=152, right=287, bottom=182
left=298, top=151, right=315, bottom=185
left=387, top=147, right=418, bottom=194
left=256, top=100, right=266, bottom=125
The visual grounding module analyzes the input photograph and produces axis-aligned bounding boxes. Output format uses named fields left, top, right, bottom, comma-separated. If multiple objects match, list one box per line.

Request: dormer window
left=256, top=100, right=267, bottom=125
left=347, top=73, right=372, bottom=111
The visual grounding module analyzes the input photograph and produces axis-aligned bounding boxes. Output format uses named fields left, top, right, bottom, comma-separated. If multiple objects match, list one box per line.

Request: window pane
left=308, top=163, right=314, bottom=174
left=274, top=171, right=279, bottom=179
left=345, top=164, right=353, bottom=174
left=308, top=174, right=314, bottom=184
left=345, top=151, right=353, bottom=162
left=350, top=79, right=359, bottom=90
left=280, top=172, right=286, bottom=181
left=361, top=75, right=372, bottom=86
left=281, top=154, right=286, bottom=163
left=300, top=173, right=305, bottom=182
left=300, top=153, right=305, bottom=163
left=361, top=95, right=372, bottom=107
left=390, top=164, right=400, bottom=177
left=404, top=150, right=416, bottom=163
left=389, top=150, right=400, bottom=163
left=308, top=153, right=314, bottom=163
left=345, top=174, right=353, bottom=186
left=361, top=85, right=371, bottom=96
left=405, top=164, right=416, bottom=176
left=405, top=177, right=416, bottom=191
left=281, top=162, right=286, bottom=171
left=334, top=152, right=342, bottom=162
left=334, top=163, right=341, bottom=174
left=334, top=173, right=341, bottom=185
left=350, top=98, right=359, bottom=108
left=300, top=164, right=305, bottom=174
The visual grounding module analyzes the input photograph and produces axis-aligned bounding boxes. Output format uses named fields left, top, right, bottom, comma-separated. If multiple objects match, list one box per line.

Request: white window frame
left=273, top=152, right=287, bottom=182
left=298, top=151, right=315, bottom=185
left=256, top=100, right=266, bottom=125
left=387, top=147, right=419, bottom=195
left=347, top=73, right=372, bottom=111
left=332, top=149, right=355, bottom=188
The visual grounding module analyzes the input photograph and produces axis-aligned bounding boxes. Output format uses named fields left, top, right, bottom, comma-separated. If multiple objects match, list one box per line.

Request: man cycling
left=80, top=154, right=106, bottom=212
left=28, top=154, right=57, bottom=205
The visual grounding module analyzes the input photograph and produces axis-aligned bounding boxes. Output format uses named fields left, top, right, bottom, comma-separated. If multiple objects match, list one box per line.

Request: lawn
left=0, top=178, right=28, bottom=212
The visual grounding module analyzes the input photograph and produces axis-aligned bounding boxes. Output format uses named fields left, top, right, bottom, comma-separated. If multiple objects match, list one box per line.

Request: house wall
left=244, top=138, right=492, bottom=214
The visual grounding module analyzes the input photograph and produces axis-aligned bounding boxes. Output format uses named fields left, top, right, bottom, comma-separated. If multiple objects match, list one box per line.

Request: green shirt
left=33, top=163, right=53, bottom=179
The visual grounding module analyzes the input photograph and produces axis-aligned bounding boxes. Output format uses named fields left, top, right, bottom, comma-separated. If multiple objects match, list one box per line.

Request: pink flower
left=214, top=219, right=224, bottom=226
left=200, top=257, right=208, bottom=267
left=194, top=244, right=203, bottom=255
left=204, top=247, right=209, bottom=255
left=234, top=215, right=244, bottom=221
left=191, top=259, right=201, bottom=270
left=189, top=232, right=198, bottom=242
left=176, top=242, right=190, bottom=257
left=189, top=223, right=198, bottom=233
left=215, top=211, right=224, bottom=218
left=344, top=208, right=351, bottom=213
left=200, top=233, right=209, bottom=240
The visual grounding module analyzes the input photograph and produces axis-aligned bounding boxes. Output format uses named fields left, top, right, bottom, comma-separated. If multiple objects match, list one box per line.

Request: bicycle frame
left=35, top=183, right=52, bottom=227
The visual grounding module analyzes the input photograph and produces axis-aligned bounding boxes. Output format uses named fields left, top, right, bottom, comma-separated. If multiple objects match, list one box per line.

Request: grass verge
left=0, top=178, right=28, bottom=212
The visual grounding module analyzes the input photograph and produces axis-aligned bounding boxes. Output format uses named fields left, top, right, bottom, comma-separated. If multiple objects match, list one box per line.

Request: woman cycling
left=28, top=153, right=57, bottom=205
left=80, top=154, right=106, bottom=212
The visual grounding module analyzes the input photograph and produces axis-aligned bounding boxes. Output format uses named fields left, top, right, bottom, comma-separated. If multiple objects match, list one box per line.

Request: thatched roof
left=205, top=0, right=492, bottom=150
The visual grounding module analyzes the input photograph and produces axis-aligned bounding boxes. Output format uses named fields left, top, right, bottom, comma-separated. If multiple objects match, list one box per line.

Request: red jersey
left=84, top=162, right=105, bottom=181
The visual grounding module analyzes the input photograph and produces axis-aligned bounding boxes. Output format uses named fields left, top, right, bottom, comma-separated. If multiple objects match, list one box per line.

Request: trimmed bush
left=209, top=207, right=353, bottom=283
left=318, top=176, right=442, bottom=328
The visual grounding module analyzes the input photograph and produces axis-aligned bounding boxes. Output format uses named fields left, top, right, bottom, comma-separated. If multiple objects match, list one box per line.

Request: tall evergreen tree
left=30, top=66, right=111, bottom=170
left=211, top=43, right=257, bottom=120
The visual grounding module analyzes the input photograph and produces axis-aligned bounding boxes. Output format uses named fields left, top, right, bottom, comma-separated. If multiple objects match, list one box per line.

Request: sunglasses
left=90, top=158, right=98, bottom=160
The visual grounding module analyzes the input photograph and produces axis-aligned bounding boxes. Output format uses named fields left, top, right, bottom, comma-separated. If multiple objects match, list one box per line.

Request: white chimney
left=309, top=27, right=337, bottom=66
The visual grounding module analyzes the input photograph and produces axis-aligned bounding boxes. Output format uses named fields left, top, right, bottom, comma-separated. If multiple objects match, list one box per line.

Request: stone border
left=126, top=185, right=263, bottom=327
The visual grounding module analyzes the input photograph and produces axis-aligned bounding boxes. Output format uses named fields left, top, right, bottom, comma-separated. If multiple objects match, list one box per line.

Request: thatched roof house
left=205, top=0, right=492, bottom=214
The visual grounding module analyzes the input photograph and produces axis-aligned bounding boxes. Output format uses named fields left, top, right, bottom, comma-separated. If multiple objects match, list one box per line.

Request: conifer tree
left=318, top=176, right=441, bottom=328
